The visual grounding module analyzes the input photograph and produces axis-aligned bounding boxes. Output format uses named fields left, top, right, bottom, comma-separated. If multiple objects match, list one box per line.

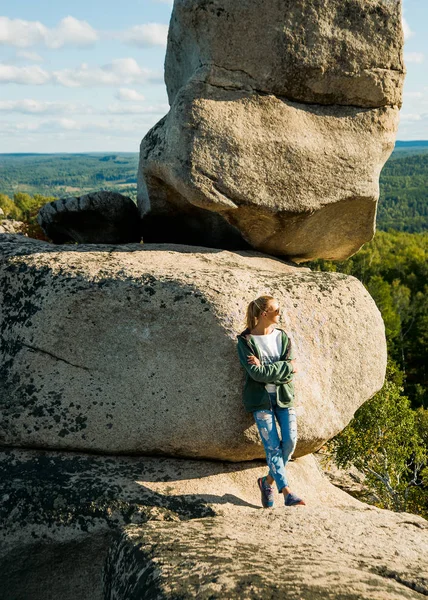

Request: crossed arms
left=237, top=338, right=294, bottom=384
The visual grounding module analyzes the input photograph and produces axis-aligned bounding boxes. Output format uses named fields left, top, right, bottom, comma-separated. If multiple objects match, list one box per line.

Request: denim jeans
left=253, top=392, right=297, bottom=492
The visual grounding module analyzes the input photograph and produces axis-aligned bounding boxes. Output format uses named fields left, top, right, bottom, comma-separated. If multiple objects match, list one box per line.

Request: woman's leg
left=275, top=406, right=298, bottom=467
left=273, top=405, right=305, bottom=505
left=253, top=408, right=289, bottom=493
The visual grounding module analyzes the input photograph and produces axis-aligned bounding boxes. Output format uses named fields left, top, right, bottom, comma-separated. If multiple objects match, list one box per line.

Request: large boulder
left=139, top=84, right=398, bottom=262
left=138, top=0, right=404, bottom=261
left=0, top=235, right=386, bottom=460
left=37, top=191, right=141, bottom=244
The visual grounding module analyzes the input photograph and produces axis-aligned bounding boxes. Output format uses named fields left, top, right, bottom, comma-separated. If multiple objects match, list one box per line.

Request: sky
left=0, top=0, right=426, bottom=153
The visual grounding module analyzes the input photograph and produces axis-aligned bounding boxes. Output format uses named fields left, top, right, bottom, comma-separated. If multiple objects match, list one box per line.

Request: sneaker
left=257, top=476, right=274, bottom=508
left=284, top=492, right=305, bottom=506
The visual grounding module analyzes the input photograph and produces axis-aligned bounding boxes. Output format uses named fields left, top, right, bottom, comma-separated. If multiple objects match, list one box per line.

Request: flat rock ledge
left=0, top=235, right=386, bottom=460
left=1, top=449, right=427, bottom=600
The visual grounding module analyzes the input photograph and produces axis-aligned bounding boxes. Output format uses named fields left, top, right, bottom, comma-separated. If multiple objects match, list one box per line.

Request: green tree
left=20, top=194, right=56, bottom=241
left=0, top=194, right=22, bottom=220
left=13, top=192, right=35, bottom=219
left=366, top=275, right=401, bottom=347
left=309, top=231, right=428, bottom=407
left=328, top=362, right=428, bottom=516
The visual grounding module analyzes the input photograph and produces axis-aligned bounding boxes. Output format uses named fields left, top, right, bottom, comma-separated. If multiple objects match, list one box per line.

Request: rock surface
left=0, top=449, right=216, bottom=600
left=138, top=0, right=404, bottom=261
left=0, top=235, right=386, bottom=460
left=0, top=219, right=26, bottom=235
left=37, top=191, right=141, bottom=244
left=2, top=449, right=427, bottom=600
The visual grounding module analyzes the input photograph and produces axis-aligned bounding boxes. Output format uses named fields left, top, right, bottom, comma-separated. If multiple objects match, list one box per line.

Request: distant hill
left=392, top=140, right=428, bottom=158
left=378, top=151, right=428, bottom=232
left=0, top=153, right=139, bottom=201
left=395, top=140, right=428, bottom=148
left=0, top=145, right=427, bottom=232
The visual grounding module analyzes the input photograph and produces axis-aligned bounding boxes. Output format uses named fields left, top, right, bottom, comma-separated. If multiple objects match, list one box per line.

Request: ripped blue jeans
left=253, top=392, right=297, bottom=493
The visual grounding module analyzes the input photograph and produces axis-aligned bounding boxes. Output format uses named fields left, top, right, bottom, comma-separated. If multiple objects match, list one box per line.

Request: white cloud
left=47, top=16, right=99, bottom=49
left=121, top=23, right=168, bottom=47
left=0, top=16, right=98, bottom=49
left=402, top=16, right=414, bottom=42
left=53, top=58, right=157, bottom=87
left=0, top=58, right=161, bottom=87
left=0, top=64, right=50, bottom=85
left=0, top=119, right=87, bottom=134
left=107, top=102, right=168, bottom=114
left=16, top=50, right=43, bottom=63
left=116, top=88, right=146, bottom=102
left=400, top=113, right=423, bottom=122
left=0, top=16, right=170, bottom=51
left=0, top=17, right=46, bottom=48
left=0, top=117, right=159, bottom=137
left=0, top=99, right=93, bottom=115
left=0, top=97, right=168, bottom=117
left=41, top=118, right=82, bottom=131
left=404, top=52, right=424, bottom=64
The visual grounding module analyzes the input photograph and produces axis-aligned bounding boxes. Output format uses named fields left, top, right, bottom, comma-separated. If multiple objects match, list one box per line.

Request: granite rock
left=37, top=191, right=141, bottom=245
left=0, top=235, right=386, bottom=460
left=166, top=0, right=405, bottom=108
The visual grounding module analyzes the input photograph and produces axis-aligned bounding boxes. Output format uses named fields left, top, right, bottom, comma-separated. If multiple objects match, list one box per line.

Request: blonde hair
left=245, top=295, right=274, bottom=331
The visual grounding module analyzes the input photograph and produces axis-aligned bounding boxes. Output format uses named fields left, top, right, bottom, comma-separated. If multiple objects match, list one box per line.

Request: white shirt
left=250, top=328, right=283, bottom=393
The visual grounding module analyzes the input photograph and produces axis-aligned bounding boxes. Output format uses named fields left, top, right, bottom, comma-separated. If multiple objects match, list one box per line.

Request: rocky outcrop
left=37, top=191, right=141, bottom=244
left=138, top=0, right=404, bottom=261
left=0, top=235, right=386, bottom=460
left=0, top=219, right=26, bottom=235
left=2, top=449, right=427, bottom=600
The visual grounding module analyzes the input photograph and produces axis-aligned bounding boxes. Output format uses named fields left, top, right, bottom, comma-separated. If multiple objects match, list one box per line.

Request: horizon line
left=2, top=140, right=428, bottom=156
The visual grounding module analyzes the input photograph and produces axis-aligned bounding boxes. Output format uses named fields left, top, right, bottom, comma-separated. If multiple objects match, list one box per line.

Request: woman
left=237, top=295, right=305, bottom=508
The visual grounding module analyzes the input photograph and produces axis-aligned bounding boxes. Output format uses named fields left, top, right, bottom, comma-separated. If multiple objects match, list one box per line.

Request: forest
left=0, top=153, right=139, bottom=202
left=379, top=151, right=428, bottom=232
left=0, top=147, right=427, bottom=518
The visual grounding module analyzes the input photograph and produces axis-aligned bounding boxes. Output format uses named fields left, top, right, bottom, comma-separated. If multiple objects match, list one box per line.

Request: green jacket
left=236, top=328, right=295, bottom=413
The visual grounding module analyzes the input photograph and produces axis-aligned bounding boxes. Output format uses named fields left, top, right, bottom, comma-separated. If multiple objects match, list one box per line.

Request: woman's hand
left=247, top=354, right=261, bottom=367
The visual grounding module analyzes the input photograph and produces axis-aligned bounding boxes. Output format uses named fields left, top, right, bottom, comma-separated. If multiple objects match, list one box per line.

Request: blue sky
left=0, top=0, right=426, bottom=153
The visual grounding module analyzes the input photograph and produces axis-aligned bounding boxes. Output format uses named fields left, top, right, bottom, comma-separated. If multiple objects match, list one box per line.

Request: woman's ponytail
left=245, top=295, right=274, bottom=331
left=245, top=301, right=258, bottom=332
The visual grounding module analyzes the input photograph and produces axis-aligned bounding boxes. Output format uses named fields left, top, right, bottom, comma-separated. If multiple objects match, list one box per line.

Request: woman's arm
left=237, top=339, right=294, bottom=383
